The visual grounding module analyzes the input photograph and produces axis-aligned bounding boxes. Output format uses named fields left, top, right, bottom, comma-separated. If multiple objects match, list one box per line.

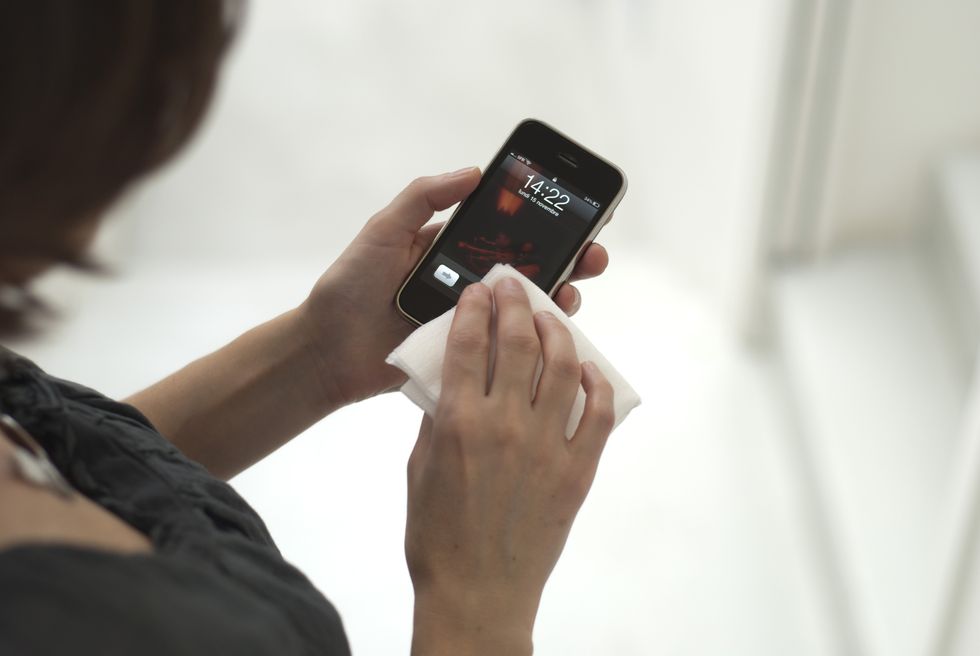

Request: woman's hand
left=405, top=279, right=615, bottom=655
left=299, top=168, right=611, bottom=409
left=129, top=168, right=611, bottom=479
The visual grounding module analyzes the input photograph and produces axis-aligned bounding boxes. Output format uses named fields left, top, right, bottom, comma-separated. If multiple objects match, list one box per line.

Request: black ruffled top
left=0, top=348, right=350, bottom=655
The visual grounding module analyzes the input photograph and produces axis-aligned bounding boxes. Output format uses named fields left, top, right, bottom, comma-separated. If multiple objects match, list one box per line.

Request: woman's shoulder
left=0, top=349, right=352, bottom=654
left=0, top=346, right=157, bottom=432
left=0, top=347, right=275, bottom=548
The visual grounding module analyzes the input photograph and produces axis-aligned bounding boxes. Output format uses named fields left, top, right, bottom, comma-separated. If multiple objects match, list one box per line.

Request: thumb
left=367, top=167, right=481, bottom=237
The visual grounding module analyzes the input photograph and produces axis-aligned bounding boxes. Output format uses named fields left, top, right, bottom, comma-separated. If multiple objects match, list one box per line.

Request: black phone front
left=397, top=119, right=627, bottom=325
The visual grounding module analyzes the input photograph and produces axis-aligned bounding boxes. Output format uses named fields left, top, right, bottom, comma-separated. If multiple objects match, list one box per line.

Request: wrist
left=411, top=585, right=536, bottom=656
left=291, top=299, right=352, bottom=413
left=298, top=274, right=415, bottom=408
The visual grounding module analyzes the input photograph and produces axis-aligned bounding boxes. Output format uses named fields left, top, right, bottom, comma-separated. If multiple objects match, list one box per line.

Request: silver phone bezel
left=395, top=118, right=628, bottom=327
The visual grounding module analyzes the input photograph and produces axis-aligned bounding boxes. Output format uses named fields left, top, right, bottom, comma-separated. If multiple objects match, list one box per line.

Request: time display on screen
left=522, top=175, right=571, bottom=211
left=508, top=154, right=598, bottom=220
left=418, top=152, right=601, bottom=299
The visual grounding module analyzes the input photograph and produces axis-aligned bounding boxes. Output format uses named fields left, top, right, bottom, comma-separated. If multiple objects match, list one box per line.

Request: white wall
left=8, top=2, right=842, bottom=655
left=107, top=0, right=788, bottom=323
left=820, top=0, right=980, bottom=248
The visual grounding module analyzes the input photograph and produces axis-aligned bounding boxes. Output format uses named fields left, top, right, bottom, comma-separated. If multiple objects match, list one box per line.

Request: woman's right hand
left=405, top=277, right=616, bottom=656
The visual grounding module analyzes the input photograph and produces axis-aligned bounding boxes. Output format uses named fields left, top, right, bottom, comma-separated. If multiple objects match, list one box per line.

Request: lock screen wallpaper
left=421, top=154, right=600, bottom=298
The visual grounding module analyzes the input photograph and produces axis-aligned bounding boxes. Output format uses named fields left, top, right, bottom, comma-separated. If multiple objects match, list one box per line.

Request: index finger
left=441, top=283, right=493, bottom=399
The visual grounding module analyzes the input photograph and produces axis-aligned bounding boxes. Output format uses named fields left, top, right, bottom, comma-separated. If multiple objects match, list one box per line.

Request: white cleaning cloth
left=386, top=264, right=641, bottom=438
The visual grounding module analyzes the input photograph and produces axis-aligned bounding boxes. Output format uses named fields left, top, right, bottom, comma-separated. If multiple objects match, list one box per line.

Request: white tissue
left=386, top=264, right=641, bottom=438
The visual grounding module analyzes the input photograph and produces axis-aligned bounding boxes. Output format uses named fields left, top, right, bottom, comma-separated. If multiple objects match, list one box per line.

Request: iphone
left=396, top=119, right=627, bottom=325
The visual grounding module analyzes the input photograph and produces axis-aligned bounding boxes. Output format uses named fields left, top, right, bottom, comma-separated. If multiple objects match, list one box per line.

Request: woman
left=0, top=2, right=616, bottom=654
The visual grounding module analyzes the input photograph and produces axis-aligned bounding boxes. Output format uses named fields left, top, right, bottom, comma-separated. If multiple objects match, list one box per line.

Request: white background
left=10, top=1, right=980, bottom=654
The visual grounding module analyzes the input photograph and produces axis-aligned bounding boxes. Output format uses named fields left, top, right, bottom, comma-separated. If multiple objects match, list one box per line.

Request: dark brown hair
left=0, top=0, right=240, bottom=250
left=0, top=1, right=241, bottom=330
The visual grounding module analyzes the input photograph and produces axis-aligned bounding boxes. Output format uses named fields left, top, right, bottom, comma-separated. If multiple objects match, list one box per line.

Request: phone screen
left=419, top=152, right=603, bottom=301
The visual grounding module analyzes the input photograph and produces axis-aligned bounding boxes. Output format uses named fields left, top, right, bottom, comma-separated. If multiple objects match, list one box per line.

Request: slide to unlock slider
left=434, top=264, right=460, bottom=287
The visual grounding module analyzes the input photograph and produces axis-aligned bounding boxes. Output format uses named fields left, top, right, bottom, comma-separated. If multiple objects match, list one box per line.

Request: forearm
left=125, top=304, right=340, bottom=480
left=411, top=603, right=534, bottom=656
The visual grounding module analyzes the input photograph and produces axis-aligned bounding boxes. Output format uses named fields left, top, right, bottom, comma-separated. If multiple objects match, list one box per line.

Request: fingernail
left=572, top=286, right=582, bottom=312
left=463, top=282, right=487, bottom=297
left=500, top=277, right=522, bottom=292
left=535, top=310, right=555, bottom=321
left=447, top=166, right=478, bottom=177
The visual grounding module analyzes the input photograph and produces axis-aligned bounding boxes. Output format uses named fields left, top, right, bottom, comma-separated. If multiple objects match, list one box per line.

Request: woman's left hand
left=299, top=167, right=611, bottom=408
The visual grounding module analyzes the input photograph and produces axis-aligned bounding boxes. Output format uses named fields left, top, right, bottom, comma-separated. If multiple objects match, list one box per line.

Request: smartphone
left=396, top=118, right=627, bottom=325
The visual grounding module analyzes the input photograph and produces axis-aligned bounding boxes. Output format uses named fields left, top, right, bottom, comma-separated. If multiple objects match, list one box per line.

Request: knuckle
left=499, top=331, right=540, bottom=357
left=448, top=329, right=488, bottom=354
left=492, top=410, right=529, bottom=447
left=436, top=398, right=471, bottom=433
left=407, top=176, right=430, bottom=193
left=547, top=353, right=582, bottom=381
